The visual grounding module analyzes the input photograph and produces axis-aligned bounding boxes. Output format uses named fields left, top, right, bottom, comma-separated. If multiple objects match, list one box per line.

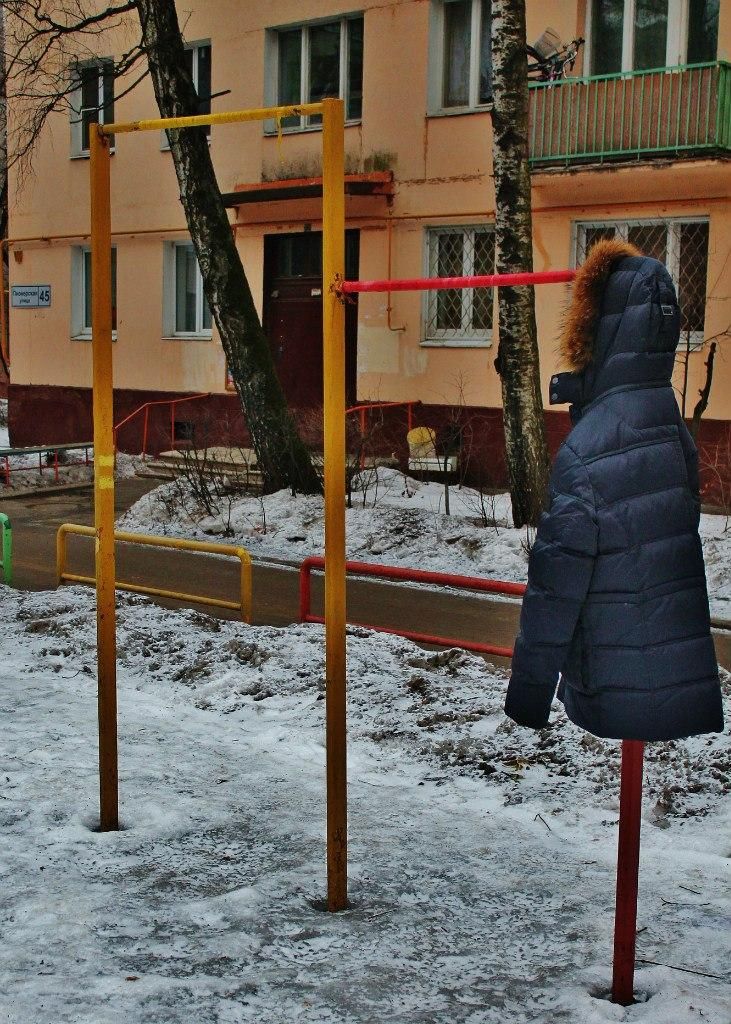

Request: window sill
left=263, top=118, right=362, bottom=137
left=70, top=149, right=116, bottom=161
left=163, top=334, right=213, bottom=342
left=420, top=338, right=492, bottom=349
left=426, top=105, right=493, bottom=119
left=72, top=332, right=118, bottom=341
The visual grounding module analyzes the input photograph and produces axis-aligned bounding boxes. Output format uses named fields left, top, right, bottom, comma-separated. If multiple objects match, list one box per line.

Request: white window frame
left=163, top=241, right=212, bottom=340
left=421, top=224, right=495, bottom=348
left=71, top=245, right=117, bottom=340
left=161, top=41, right=212, bottom=150
left=69, top=59, right=114, bottom=158
left=428, top=0, right=492, bottom=115
left=573, top=216, right=710, bottom=349
left=264, top=15, right=363, bottom=133
left=585, top=0, right=717, bottom=75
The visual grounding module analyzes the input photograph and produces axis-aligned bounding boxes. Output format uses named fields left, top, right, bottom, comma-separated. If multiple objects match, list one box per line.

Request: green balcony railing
left=529, top=61, right=731, bottom=167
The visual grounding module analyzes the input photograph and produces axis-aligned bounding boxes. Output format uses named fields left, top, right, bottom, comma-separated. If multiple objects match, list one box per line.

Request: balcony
left=529, top=61, right=730, bottom=168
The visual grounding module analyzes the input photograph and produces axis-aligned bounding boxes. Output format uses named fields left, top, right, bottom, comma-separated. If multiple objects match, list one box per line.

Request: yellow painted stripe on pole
left=322, top=97, right=348, bottom=912
left=90, top=125, right=119, bottom=832
left=102, top=103, right=325, bottom=136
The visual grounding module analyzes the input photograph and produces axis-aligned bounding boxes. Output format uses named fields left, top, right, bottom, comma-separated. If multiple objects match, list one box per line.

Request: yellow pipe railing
left=56, top=523, right=253, bottom=622
left=101, top=103, right=324, bottom=135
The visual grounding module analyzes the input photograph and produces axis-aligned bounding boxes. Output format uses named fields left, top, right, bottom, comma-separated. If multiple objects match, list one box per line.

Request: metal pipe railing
left=529, top=61, right=730, bottom=166
left=57, top=523, right=252, bottom=622
left=299, top=555, right=525, bottom=659
left=113, top=393, right=210, bottom=457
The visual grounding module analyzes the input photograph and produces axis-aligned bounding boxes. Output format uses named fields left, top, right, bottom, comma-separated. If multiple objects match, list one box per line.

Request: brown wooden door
left=266, top=276, right=325, bottom=408
left=264, top=231, right=358, bottom=410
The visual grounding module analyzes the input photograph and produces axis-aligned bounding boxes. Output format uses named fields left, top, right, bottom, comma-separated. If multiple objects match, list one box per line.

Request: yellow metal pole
left=321, top=97, right=347, bottom=911
left=90, top=124, right=119, bottom=831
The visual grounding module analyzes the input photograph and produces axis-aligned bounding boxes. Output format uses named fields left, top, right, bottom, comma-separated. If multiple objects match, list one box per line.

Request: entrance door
left=263, top=231, right=359, bottom=409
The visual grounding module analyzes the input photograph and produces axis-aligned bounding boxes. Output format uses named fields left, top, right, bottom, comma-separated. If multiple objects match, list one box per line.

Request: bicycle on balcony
left=527, top=28, right=585, bottom=83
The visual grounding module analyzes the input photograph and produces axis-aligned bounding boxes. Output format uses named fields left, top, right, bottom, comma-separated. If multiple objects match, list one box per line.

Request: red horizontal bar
left=340, top=269, right=576, bottom=294
left=299, top=556, right=524, bottom=659
left=304, top=614, right=515, bottom=659
left=302, top=555, right=526, bottom=598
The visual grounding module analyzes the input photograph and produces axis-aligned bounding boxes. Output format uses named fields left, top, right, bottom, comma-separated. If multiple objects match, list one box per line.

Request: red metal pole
left=142, top=407, right=149, bottom=459
left=612, top=739, right=645, bottom=1006
left=171, top=403, right=175, bottom=451
left=299, top=558, right=313, bottom=622
left=340, top=269, right=576, bottom=294
left=359, top=408, right=366, bottom=470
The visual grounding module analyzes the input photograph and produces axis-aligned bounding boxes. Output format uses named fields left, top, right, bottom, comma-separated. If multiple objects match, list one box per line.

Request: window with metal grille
left=575, top=219, right=710, bottom=348
left=424, top=225, right=495, bottom=345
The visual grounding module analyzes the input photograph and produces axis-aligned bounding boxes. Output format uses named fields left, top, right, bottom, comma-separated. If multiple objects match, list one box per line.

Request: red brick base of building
left=7, top=382, right=730, bottom=507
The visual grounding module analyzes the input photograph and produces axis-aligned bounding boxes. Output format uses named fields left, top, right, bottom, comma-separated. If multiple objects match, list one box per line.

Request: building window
left=587, top=0, right=719, bottom=75
left=163, top=43, right=212, bottom=147
left=429, top=1, right=492, bottom=113
left=269, top=16, right=363, bottom=130
left=575, top=219, right=710, bottom=347
left=165, top=242, right=212, bottom=337
left=70, top=60, right=115, bottom=155
left=72, top=246, right=117, bottom=338
left=423, top=225, right=495, bottom=345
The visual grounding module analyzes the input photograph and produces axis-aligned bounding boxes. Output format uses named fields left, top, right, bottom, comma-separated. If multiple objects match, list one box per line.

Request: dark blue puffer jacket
left=505, top=240, right=723, bottom=741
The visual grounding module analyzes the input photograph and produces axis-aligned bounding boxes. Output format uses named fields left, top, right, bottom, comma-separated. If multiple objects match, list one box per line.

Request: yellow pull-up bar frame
left=89, top=98, right=348, bottom=910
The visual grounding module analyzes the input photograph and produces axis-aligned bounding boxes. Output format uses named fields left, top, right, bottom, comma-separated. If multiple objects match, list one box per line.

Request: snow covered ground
left=1, top=585, right=729, bottom=1023
left=119, top=467, right=730, bottom=621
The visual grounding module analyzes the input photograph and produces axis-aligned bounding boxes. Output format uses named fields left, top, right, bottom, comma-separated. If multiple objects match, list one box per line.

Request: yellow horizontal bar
left=62, top=522, right=251, bottom=566
left=57, top=523, right=252, bottom=621
left=101, top=103, right=325, bottom=136
left=61, top=572, right=241, bottom=612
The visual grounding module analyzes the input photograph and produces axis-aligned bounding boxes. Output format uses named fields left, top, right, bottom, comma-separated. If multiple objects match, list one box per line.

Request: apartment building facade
left=6, top=0, right=730, bottom=491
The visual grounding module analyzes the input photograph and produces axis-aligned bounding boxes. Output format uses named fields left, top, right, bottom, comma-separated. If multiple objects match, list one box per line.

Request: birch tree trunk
left=490, top=0, right=550, bottom=527
left=135, top=0, right=320, bottom=494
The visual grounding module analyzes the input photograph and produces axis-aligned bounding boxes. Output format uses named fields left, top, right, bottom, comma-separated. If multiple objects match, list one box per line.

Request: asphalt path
left=2, top=478, right=728, bottom=670
left=1, top=478, right=521, bottom=669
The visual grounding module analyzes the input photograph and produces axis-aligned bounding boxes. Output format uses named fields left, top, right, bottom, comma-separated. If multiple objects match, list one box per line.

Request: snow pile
left=120, top=467, right=730, bottom=620
left=1, top=586, right=729, bottom=1023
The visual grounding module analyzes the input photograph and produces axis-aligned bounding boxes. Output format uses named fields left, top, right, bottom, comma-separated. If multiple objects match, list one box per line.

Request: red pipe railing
left=113, top=392, right=210, bottom=457
left=299, top=555, right=526, bottom=659
left=346, top=400, right=421, bottom=470
left=339, top=269, right=577, bottom=294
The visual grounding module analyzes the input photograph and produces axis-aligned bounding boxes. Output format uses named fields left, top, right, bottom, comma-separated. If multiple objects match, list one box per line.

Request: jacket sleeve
left=677, top=415, right=701, bottom=505
left=505, top=443, right=598, bottom=729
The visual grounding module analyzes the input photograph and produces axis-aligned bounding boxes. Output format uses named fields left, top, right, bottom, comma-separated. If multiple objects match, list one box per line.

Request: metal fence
left=530, top=61, right=731, bottom=166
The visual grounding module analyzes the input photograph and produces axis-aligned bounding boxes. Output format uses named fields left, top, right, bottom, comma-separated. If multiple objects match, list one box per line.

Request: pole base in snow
left=611, top=739, right=644, bottom=1005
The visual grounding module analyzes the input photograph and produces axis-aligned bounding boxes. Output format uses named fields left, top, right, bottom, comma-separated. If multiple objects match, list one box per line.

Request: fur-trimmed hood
left=550, top=239, right=681, bottom=413
left=560, top=239, right=641, bottom=371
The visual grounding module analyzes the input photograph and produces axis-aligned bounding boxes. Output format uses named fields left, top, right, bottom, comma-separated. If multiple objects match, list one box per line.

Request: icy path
left=1, top=591, right=729, bottom=1023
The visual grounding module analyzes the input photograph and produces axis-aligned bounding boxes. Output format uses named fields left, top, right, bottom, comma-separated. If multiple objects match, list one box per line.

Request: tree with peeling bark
left=490, top=0, right=550, bottom=528
left=2, top=0, right=320, bottom=493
